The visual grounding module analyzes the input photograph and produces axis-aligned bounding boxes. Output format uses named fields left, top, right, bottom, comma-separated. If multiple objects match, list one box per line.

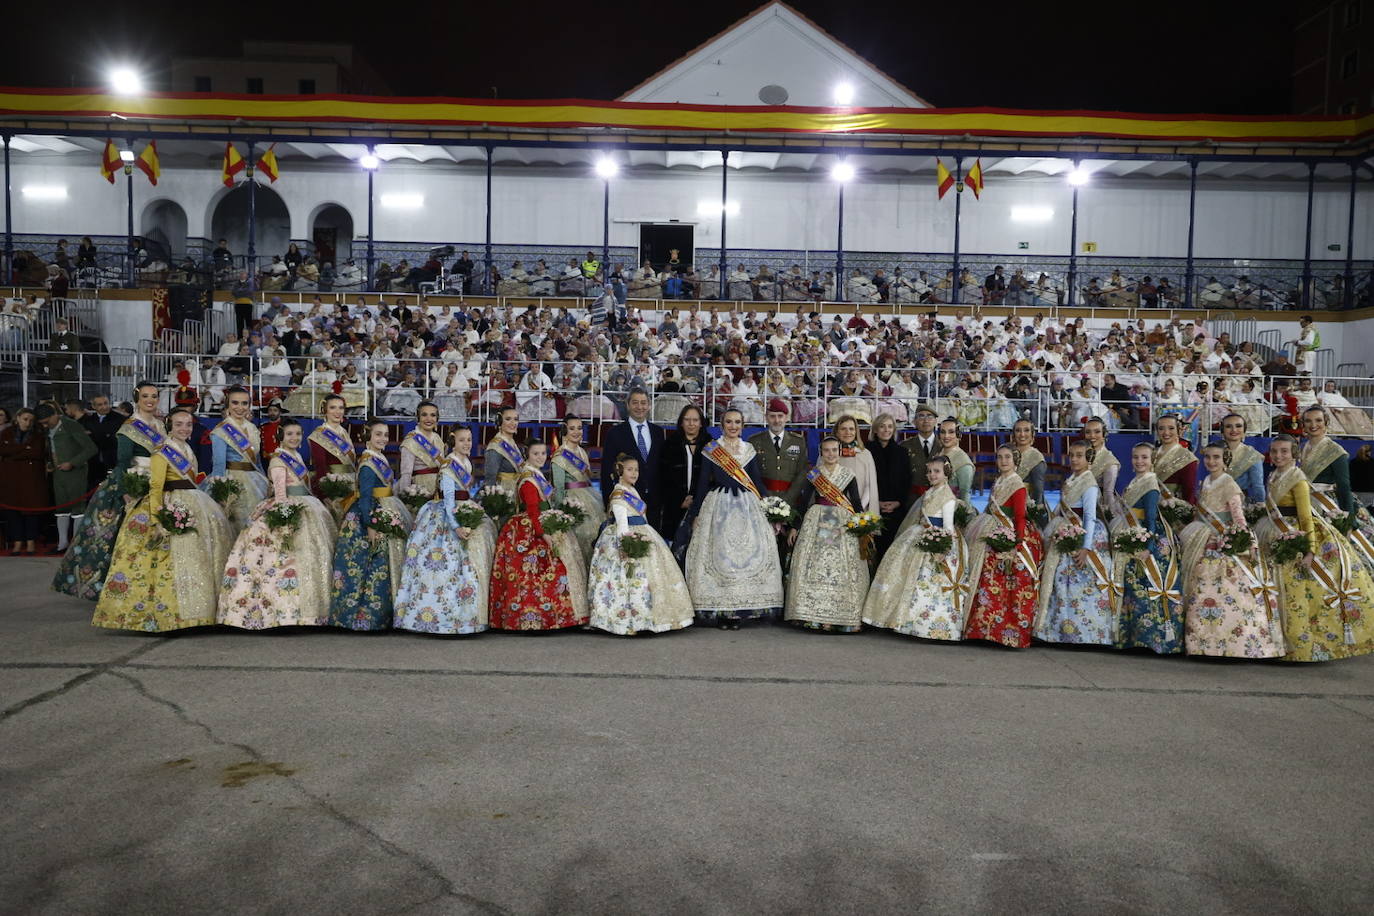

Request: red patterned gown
left=962, top=473, right=1045, bottom=648
left=488, top=474, right=587, bottom=630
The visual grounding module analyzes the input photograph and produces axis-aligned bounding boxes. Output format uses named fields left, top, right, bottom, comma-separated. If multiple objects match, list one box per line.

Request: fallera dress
left=962, top=472, right=1043, bottom=648
left=587, top=483, right=693, bottom=635
left=488, top=468, right=588, bottom=630
left=328, top=449, right=412, bottom=631
left=218, top=448, right=337, bottom=629
left=308, top=422, right=356, bottom=526
left=93, top=438, right=234, bottom=632
left=397, top=427, right=446, bottom=497
left=1035, top=471, right=1115, bottom=646
left=864, top=482, right=968, bottom=640
left=393, top=452, right=494, bottom=635
left=207, top=417, right=271, bottom=533
left=784, top=464, right=870, bottom=632
left=552, top=443, right=606, bottom=564
left=1110, top=472, right=1184, bottom=654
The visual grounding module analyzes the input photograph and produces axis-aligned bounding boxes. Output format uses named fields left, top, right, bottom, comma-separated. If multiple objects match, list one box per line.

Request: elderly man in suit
left=600, top=387, right=666, bottom=532
left=902, top=406, right=939, bottom=500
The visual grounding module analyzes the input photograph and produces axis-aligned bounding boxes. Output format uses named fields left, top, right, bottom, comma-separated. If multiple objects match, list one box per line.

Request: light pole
left=120, top=145, right=136, bottom=288
left=361, top=149, right=379, bottom=292
left=832, top=160, right=855, bottom=302
left=3, top=133, right=13, bottom=286
left=595, top=155, right=618, bottom=290
left=1066, top=163, right=1089, bottom=307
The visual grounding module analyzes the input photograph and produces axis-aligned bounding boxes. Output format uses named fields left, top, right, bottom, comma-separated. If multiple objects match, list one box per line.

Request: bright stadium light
left=21, top=186, right=68, bottom=200
left=697, top=199, right=740, bottom=217
left=594, top=156, right=619, bottom=179
left=1010, top=205, right=1054, bottom=223
left=831, top=160, right=855, bottom=183
left=109, top=67, right=143, bottom=95
left=380, top=192, right=424, bottom=209
left=833, top=82, right=855, bottom=105
left=359, top=153, right=380, bottom=170
left=1066, top=166, right=1091, bottom=186
left=118, top=149, right=136, bottom=163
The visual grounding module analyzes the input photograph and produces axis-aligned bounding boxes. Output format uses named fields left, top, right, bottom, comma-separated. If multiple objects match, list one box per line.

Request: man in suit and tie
left=600, top=387, right=666, bottom=532
left=74, top=394, right=122, bottom=487
left=749, top=398, right=808, bottom=510
left=902, top=406, right=939, bottom=501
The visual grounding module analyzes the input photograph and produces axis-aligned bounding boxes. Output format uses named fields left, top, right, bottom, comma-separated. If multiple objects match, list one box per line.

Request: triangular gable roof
left=619, top=2, right=931, bottom=109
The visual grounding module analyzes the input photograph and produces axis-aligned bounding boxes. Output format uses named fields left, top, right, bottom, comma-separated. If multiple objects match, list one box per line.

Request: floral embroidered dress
left=218, top=448, right=337, bottom=629
left=53, top=414, right=161, bottom=600
left=1034, top=471, right=1115, bottom=646
left=394, top=451, right=492, bottom=635
left=587, top=483, right=693, bottom=635
left=397, top=427, right=445, bottom=497
left=1180, top=473, right=1284, bottom=658
left=895, top=448, right=973, bottom=538
left=1256, top=465, right=1373, bottom=662
left=552, top=443, right=605, bottom=564
left=308, top=422, right=356, bottom=524
left=93, top=437, right=234, bottom=632
left=328, top=449, right=412, bottom=631
left=784, top=464, right=870, bottom=632
left=963, top=472, right=1043, bottom=648
left=681, top=439, right=784, bottom=622
left=1301, top=435, right=1374, bottom=581
left=482, top=433, right=524, bottom=495
left=489, top=467, right=588, bottom=630
left=208, top=417, right=270, bottom=532
left=864, top=481, right=968, bottom=640
left=1110, top=472, right=1184, bottom=653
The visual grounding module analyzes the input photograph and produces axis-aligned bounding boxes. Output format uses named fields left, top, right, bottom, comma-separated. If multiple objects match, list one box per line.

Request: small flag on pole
left=964, top=158, right=984, bottom=199
left=136, top=141, right=161, bottom=185
left=100, top=139, right=121, bottom=184
left=221, top=142, right=245, bottom=187
left=256, top=143, right=279, bottom=183
left=936, top=159, right=954, bottom=199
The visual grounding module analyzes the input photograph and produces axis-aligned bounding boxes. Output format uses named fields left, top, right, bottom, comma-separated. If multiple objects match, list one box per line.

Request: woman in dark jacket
left=0, top=407, right=50, bottom=554
left=867, top=412, right=911, bottom=560
left=658, top=404, right=707, bottom=544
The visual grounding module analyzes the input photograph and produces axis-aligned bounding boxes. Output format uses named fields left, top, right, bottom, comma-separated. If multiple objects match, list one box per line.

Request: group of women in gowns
left=50, top=393, right=1374, bottom=662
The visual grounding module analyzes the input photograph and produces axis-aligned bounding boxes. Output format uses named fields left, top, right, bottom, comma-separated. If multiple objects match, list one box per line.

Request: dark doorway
left=639, top=224, right=694, bottom=273
left=314, top=228, right=337, bottom=268
left=311, top=204, right=353, bottom=269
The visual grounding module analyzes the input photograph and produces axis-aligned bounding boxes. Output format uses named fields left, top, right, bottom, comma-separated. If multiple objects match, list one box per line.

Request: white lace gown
left=783, top=465, right=870, bottom=631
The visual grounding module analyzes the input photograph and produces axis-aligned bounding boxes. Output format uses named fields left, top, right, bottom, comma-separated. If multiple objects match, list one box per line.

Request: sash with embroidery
left=360, top=451, right=394, bottom=487
left=122, top=416, right=166, bottom=452
left=490, top=435, right=524, bottom=471
left=552, top=446, right=590, bottom=479
left=521, top=469, right=554, bottom=502
left=1307, top=486, right=1374, bottom=569
left=1015, top=447, right=1044, bottom=479
left=214, top=420, right=256, bottom=459
left=703, top=439, right=760, bottom=499
left=402, top=429, right=443, bottom=466
left=311, top=425, right=355, bottom=465
left=1226, top=443, right=1263, bottom=481
left=277, top=449, right=308, bottom=481
left=443, top=455, right=475, bottom=492
left=157, top=440, right=194, bottom=478
left=1154, top=443, right=1197, bottom=495
left=1301, top=437, right=1346, bottom=486
left=1268, top=470, right=1361, bottom=619
left=807, top=466, right=855, bottom=514
left=614, top=485, right=646, bottom=517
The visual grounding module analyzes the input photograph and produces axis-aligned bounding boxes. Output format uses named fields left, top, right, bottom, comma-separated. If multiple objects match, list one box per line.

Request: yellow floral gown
left=93, top=440, right=234, bottom=632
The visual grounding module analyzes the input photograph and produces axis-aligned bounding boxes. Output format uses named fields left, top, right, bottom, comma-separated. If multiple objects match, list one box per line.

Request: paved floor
left=2, top=557, right=1372, bottom=915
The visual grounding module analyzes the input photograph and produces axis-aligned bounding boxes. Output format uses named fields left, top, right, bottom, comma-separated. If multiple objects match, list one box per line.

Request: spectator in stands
left=984, top=265, right=1007, bottom=304
left=581, top=251, right=601, bottom=279
left=76, top=237, right=98, bottom=271
left=1261, top=352, right=1296, bottom=378
left=47, top=264, right=69, bottom=300
left=47, top=318, right=80, bottom=402
left=0, top=407, right=47, bottom=555
left=1137, top=275, right=1158, bottom=308
left=232, top=272, right=254, bottom=336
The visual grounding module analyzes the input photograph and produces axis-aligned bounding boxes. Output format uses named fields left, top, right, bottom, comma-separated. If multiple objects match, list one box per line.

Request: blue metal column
left=719, top=150, right=728, bottom=300
left=1066, top=166, right=1079, bottom=308
left=3, top=134, right=13, bottom=286
left=601, top=176, right=610, bottom=291
left=952, top=158, right=963, bottom=306
left=1184, top=159, right=1197, bottom=309
left=835, top=181, right=845, bottom=302
left=246, top=141, right=257, bottom=280
left=125, top=153, right=135, bottom=287
left=1301, top=161, right=1315, bottom=309
left=483, top=145, right=493, bottom=294
left=366, top=156, right=375, bottom=293
left=1344, top=162, right=1357, bottom=310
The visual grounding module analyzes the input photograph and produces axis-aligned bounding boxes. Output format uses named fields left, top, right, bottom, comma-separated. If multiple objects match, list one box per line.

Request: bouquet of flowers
left=843, top=512, right=884, bottom=538
left=154, top=504, right=196, bottom=536
left=1214, top=523, right=1252, bottom=557
left=915, top=526, right=953, bottom=555
left=1269, top=530, right=1311, bottom=564
left=368, top=505, right=408, bottom=540
left=1025, top=500, right=1049, bottom=528
left=318, top=473, right=355, bottom=500
left=760, top=496, right=794, bottom=525
left=398, top=484, right=432, bottom=512
left=121, top=467, right=151, bottom=499
left=1243, top=503, right=1268, bottom=526
left=620, top=530, right=652, bottom=560
left=264, top=501, right=304, bottom=549
left=1324, top=507, right=1358, bottom=536
left=954, top=503, right=974, bottom=529
left=205, top=475, right=243, bottom=507
left=479, top=486, right=517, bottom=521
left=1112, top=525, right=1152, bottom=555
left=1160, top=499, right=1195, bottom=528
left=451, top=500, right=486, bottom=530
left=539, top=508, right=577, bottom=535
left=558, top=500, right=588, bottom=526
left=983, top=525, right=1017, bottom=555
left=1053, top=522, right=1087, bottom=555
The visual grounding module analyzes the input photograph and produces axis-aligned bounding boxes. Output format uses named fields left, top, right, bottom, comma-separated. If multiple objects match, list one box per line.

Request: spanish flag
left=964, top=158, right=985, bottom=199
left=100, top=138, right=121, bottom=184
left=136, top=141, right=161, bottom=185
left=936, top=159, right=954, bottom=199
left=256, top=143, right=279, bottom=183
left=221, top=142, right=245, bottom=187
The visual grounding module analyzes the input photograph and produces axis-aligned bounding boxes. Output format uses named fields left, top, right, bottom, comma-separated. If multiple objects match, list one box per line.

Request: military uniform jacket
left=748, top=429, right=808, bottom=507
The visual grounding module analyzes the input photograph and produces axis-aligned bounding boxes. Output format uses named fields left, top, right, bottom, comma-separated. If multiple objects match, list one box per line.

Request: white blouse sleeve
left=612, top=501, right=631, bottom=536
left=939, top=498, right=957, bottom=533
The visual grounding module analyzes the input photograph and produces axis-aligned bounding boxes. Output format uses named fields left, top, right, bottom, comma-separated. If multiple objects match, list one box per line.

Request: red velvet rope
left=0, top=483, right=101, bottom=513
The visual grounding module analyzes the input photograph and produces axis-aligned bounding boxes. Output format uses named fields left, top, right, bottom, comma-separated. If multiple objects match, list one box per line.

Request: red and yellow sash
left=704, top=439, right=760, bottom=499
left=806, top=466, right=854, bottom=514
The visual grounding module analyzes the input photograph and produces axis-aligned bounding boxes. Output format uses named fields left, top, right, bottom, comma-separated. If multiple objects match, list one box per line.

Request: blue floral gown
left=394, top=453, right=491, bottom=635
left=1035, top=471, right=1115, bottom=645
left=1111, top=473, right=1184, bottom=653
left=328, top=450, right=411, bottom=630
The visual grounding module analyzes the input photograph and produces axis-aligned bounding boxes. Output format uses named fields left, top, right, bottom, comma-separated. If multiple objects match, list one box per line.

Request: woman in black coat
left=658, top=404, right=707, bottom=544
left=867, top=412, right=911, bottom=560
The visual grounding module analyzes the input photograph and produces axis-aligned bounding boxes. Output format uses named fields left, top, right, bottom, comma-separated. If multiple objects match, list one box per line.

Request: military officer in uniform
left=47, top=318, right=81, bottom=403
left=902, top=406, right=939, bottom=501
left=749, top=398, right=809, bottom=509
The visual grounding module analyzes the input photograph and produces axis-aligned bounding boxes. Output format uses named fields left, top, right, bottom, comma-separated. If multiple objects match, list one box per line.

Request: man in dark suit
left=75, top=393, right=122, bottom=486
left=600, top=387, right=665, bottom=531
left=902, top=406, right=939, bottom=500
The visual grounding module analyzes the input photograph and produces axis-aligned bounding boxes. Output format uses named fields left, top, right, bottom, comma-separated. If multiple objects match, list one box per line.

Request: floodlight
left=595, top=157, right=619, bottom=179
left=109, top=68, right=142, bottom=94
left=359, top=153, right=380, bottom=170
left=831, top=161, right=855, bottom=182
left=833, top=83, right=855, bottom=105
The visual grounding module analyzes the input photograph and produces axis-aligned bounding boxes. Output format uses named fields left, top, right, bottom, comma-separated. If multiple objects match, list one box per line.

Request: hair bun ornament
left=332, top=380, right=344, bottom=394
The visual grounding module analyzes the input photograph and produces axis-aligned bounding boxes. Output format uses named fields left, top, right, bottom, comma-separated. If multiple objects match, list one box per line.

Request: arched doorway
left=142, top=199, right=188, bottom=263
left=210, top=183, right=291, bottom=267
left=310, top=203, right=354, bottom=269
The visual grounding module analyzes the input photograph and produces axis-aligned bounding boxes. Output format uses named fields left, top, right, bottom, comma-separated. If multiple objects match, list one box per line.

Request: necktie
left=923, top=438, right=931, bottom=458
left=774, top=435, right=782, bottom=451
left=636, top=423, right=649, bottom=460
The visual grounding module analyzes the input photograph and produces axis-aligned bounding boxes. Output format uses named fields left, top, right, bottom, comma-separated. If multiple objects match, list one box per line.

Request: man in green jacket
left=37, top=402, right=97, bottom=551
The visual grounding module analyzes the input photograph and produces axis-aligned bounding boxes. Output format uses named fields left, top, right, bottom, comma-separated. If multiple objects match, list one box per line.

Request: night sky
left=0, top=0, right=1299, bottom=114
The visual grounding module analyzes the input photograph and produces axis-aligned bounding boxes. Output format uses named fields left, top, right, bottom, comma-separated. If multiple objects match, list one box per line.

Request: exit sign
left=1082, top=242, right=1098, bottom=253
left=1017, top=241, right=1030, bottom=249
left=1327, top=243, right=1342, bottom=251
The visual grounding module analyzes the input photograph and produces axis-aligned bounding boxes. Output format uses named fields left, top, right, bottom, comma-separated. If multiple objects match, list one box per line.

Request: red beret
left=767, top=398, right=790, bottom=415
